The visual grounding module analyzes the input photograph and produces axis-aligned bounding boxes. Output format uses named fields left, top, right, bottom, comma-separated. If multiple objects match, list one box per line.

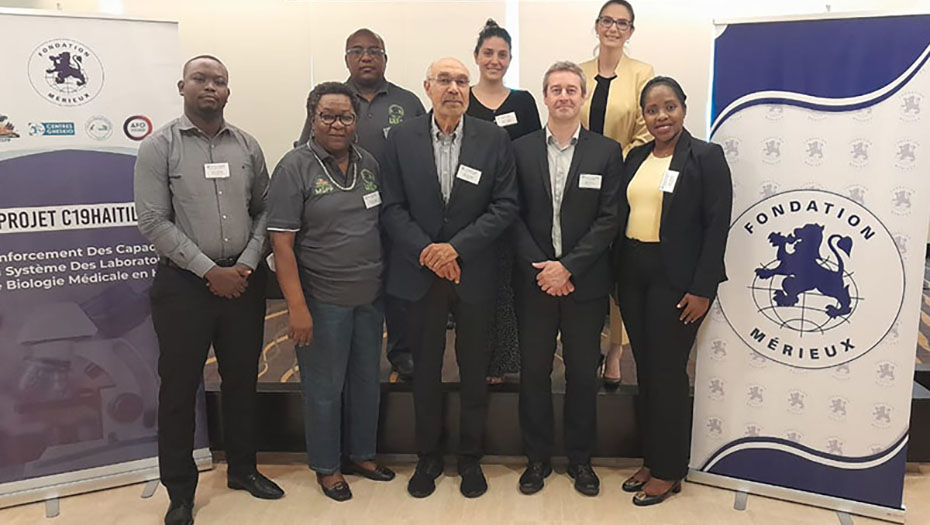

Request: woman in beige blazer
left=579, top=0, right=654, bottom=385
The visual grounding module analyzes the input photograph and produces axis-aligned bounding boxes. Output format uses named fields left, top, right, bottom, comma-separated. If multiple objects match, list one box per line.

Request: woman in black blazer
left=613, top=76, right=732, bottom=505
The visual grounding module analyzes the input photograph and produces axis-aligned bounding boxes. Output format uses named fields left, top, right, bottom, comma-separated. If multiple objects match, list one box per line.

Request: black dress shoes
left=567, top=463, right=600, bottom=496
left=164, top=500, right=193, bottom=525
left=390, top=353, right=414, bottom=381
left=518, top=461, right=552, bottom=495
left=458, top=461, right=487, bottom=498
left=316, top=473, right=352, bottom=502
left=407, top=456, right=443, bottom=498
left=622, top=474, right=648, bottom=493
left=341, top=460, right=396, bottom=481
left=633, top=480, right=682, bottom=506
left=227, top=471, right=285, bottom=500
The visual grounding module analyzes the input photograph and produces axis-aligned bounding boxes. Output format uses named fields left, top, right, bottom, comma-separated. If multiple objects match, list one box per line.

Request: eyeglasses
left=597, top=16, right=632, bottom=31
left=429, top=76, right=469, bottom=88
left=345, top=47, right=385, bottom=59
left=316, top=112, right=357, bottom=126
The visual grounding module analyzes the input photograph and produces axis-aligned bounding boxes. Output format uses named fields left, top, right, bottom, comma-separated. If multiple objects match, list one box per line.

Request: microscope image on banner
left=719, top=190, right=905, bottom=369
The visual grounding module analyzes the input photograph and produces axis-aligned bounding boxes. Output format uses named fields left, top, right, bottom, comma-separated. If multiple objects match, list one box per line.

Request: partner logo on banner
left=28, top=39, right=104, bottom=107
left=123, top=115, right=152, bottom=141
left=0, top=115, right=21, bottom=142
left=718, top=189, right=904, bottom=369
left=28, top=121, right=76, bottom=136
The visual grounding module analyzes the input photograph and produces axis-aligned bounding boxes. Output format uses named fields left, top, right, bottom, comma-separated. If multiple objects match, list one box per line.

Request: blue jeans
left=295, top=299, right=383, bottom=474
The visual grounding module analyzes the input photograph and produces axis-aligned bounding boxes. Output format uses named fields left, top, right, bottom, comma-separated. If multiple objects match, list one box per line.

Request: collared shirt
left=267, top=140, right=382, bottom=306
left=345, top=78, right=426, bottom=161
left=430, top=116, right=464, bottom=204
left=134, top=114, right=269, bottom=278
left=545, top=124, right=581, bottom=258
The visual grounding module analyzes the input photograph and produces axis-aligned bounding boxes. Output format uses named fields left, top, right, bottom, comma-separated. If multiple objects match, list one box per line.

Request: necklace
left=307, top=142, right=357, bottom=191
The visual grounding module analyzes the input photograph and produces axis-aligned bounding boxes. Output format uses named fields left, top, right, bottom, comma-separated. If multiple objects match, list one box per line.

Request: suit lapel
left=537, top=132, right=552, bottom=201
left=447, top=116, right=476, bottom=207
left=418, top=113, right=447, bottom=209
left=562, top=130, right=588, bottom=205
left=660, top=129, right=693, bottom=228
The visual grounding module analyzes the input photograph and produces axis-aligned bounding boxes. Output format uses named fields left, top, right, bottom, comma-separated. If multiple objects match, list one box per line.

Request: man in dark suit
left=380, top=57, right=518, bottom=499
left=511, top=61, right=623, bottom=497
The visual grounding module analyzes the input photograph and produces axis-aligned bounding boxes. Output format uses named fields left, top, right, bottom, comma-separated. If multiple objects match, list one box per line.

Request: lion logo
left=754, top=223, right=854, bottom=319
left=46, top=52, right=87, bottom=87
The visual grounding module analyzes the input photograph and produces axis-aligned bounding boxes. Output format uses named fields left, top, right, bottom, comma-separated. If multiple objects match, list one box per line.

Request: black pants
left=617, top=240, right=702, bottom=480
left=407, top=278, right=492, bottom=462
left=150, top=263, right=266, bottom=503
left=384, top=294, right=411, bottom=365
left=516, top=280, right=607, bottom=465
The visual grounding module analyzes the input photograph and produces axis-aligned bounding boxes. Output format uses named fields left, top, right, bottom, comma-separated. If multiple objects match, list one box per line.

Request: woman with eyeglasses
left=268, top=82, right=394, bottom=502
left=580, top=0, right=655, bottom=388
left=466, top=19, right=542, bottom=384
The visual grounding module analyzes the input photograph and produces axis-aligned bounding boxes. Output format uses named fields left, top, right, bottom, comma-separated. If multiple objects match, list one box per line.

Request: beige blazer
left=579, top=54, right=655, bottom=158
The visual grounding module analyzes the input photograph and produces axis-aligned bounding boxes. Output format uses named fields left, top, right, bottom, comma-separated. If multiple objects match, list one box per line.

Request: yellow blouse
left=626, top=153, right=671, bottom=242
left=579, top=54, right=655, bottom=158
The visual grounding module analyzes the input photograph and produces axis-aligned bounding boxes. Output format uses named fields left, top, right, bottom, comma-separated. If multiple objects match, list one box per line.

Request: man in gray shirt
left=296, top=28, right=426, bottom=381
left=134, top=55, right=283, bottom=525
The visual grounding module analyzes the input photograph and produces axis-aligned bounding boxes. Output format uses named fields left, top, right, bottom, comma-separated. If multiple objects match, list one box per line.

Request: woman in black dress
left=467, top=19, right=542, bottom=383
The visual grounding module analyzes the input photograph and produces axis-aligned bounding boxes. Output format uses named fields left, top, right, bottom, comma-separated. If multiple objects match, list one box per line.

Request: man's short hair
left=543, top=61, right=586, bottom=97
left=345, top=28, right=385, bottom=50
left=182, top=54, right=226, bottom=76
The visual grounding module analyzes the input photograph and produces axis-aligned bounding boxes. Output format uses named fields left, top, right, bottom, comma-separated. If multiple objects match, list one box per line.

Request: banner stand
left=0, top=450, right=211, bottom=509
left=688, top=470, right=905, bottom=523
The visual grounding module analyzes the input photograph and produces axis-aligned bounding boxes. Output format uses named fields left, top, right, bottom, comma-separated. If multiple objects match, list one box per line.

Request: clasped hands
left=420, top=243, right=460, bottom=283
left=532, top=260, right=573, bottom=296
left=205, top=264, right=252, bottom=298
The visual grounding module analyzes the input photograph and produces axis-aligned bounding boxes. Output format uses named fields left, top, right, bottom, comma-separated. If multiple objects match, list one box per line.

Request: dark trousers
left=150, top=263, right=266, bottom=503
left=516, top=279, right=607, bottom=465
left=407, top=278, right=492, bottom=462
left=616, top=240, right=702, bottom=480
left=384, top=294, right=411, bottom=364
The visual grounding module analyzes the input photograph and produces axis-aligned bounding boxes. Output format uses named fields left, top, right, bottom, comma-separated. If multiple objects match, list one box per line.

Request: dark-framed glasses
left=345, top=46, right=386, bottom=58
left=317, top=112, right=357, bottom=126
left=597, top=16, right=632, bottom=31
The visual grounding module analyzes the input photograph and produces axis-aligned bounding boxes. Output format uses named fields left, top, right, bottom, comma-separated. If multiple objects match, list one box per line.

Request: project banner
left=689, top=13, right=930, bottom=522
left=0, top=10, right=210, bottom=508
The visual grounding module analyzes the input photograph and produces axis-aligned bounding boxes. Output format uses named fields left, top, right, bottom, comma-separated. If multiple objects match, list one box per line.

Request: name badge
left=456, top=164, right=482, bottom=185
left=204, top=162, right=230, bottom=179
left=383, top=126, right=391, bottom=139
left=494, top=112, right=518, bottom=127
left=579, top=173, right=602, bottom=190
left=659, top=170, right=679, bottom=193
left=363, top=191, right=382, bottom=209
left=203, top=162, right=229, bottom=179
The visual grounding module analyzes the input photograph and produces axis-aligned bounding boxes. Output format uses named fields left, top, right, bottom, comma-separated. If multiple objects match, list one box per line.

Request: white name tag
left=660, top=170, right=679, bottom=193
left=494, top=112, right=518, bottom=127
left=455, top=164, right=482, bottom=185
left=363, top=191, right=382, bottom=209
left=579, top=173, right=602, bottom=190
left=204, top=162, right=230, bottom=179
left=383, top=126, right=391, bottom=139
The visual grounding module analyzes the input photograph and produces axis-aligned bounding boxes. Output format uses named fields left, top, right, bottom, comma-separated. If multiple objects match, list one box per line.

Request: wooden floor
left=2, top=460, right=928, bottom=524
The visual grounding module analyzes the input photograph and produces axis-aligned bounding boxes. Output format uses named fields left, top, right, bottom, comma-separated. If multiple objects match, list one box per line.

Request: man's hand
left=420, top=243, right=459, bottom=271
left=287, top=305, right=313, bottom=347
left=205, top=265, right=248, bottom=298
left=532, top=261, right=572, bottom=295
left=677, top=293, right=710, bottom=324
left=434, top=259, right=461, bottom=284
left=545, top=281, right=575, bottom=297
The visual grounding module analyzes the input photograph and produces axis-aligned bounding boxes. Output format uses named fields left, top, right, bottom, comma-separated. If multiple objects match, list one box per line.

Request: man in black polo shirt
left=295, top=28, right=425, bottom=380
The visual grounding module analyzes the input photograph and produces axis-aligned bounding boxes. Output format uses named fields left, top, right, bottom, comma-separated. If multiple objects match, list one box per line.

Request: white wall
left=3, top=0, right=928, bottom=175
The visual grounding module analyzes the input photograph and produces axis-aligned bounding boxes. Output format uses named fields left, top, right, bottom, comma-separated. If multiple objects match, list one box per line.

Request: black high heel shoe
left=632, top=480, right=681, bottom=506
left=621, top=475, right=647, bottom=493
left=598, top=353, right=621, bottom=388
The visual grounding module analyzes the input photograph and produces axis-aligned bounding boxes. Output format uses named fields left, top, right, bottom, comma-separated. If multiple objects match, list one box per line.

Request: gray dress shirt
left=134, top=114, right=269, bottom=278
left=546, top=125, right=580, bottom=258
left=430, top=116, right=464, bottom=203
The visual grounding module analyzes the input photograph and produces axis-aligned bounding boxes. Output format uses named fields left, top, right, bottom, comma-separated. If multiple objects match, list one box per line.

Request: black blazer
left=380, top=114, right=519, bottom=303
left=613, top=129, right=732, bottom=299
left=512, top=128, right=623, bottom=302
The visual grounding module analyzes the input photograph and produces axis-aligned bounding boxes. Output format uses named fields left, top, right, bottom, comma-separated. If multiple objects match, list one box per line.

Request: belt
left=159, top=255, right=240, bottom=269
